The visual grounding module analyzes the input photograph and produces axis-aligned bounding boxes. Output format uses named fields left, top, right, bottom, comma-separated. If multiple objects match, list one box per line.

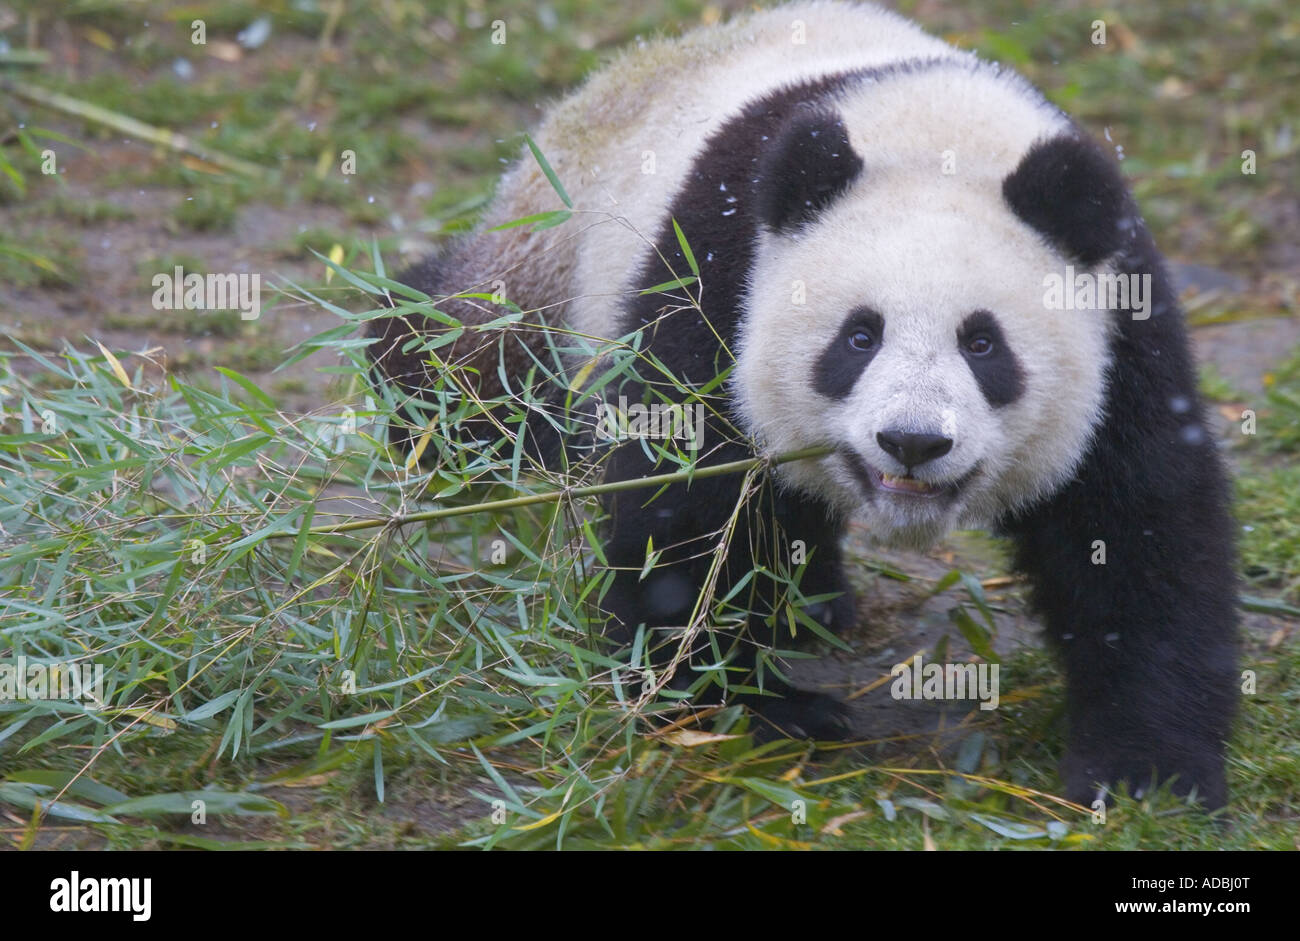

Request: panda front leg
left=730, top=485, right=856, bottom=742
left=1004, top=427, right=1238, bottom=810
left=598, top=439, right=855, bottom=740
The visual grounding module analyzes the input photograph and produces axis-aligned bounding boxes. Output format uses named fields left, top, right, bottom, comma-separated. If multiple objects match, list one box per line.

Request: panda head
left=734, top=67, right=1132, bottom=547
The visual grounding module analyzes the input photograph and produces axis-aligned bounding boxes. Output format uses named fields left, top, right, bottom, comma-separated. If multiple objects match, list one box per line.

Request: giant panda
left=368, top=1, right=1238, bottom=809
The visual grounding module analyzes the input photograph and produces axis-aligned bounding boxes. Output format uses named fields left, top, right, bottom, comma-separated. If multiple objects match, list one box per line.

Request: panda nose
left=876, top=429, right=953, bottom=471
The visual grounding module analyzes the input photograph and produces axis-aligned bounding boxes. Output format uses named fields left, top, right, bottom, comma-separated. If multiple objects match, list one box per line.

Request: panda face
left=735, top=181, right=1113, bottom=548
left=728, top=65, right=1127, bottom=547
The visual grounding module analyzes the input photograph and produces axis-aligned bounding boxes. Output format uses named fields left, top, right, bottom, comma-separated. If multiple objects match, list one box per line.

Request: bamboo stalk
left=2, top=78, right=271, bottom=179
left=277, top=445, right=835, bottom=539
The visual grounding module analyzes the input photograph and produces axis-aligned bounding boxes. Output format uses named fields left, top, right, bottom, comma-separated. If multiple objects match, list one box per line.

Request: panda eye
left=966, top=335, right=994, bottom=357
left=848, top=329, right=876, bottom=352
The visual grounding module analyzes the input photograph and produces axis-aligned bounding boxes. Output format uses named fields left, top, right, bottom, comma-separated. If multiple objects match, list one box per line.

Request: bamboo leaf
left=672, top=218, right=699, bottom=277
left=94, top=341, right=133, bottom=390
left=523, top=133, right=573, bottom=208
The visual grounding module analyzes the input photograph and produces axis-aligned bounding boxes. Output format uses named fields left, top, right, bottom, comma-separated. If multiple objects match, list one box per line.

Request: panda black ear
left=756, top=107, right=864, bottom=233
left=1002, top=133, right=1131, bottom=266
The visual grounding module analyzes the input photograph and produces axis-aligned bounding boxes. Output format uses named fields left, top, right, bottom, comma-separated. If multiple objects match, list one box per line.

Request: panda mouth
left=878, top=471, right=941, bottom=496
left=841, top=451, right=968, bottom=501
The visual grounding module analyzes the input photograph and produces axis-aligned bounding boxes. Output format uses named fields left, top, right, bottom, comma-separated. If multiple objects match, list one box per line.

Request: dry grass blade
left=3, top=78, right=270, bottom=179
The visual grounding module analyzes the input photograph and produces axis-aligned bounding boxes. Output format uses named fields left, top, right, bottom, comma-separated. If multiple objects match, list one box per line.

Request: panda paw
left=1062, top=750, right=1227, bottom=811
left=745, top=688, right=854, bottom=743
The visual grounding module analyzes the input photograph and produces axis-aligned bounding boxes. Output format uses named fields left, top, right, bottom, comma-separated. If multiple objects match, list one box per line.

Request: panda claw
left=1065, top=752, right=1227, bottom=811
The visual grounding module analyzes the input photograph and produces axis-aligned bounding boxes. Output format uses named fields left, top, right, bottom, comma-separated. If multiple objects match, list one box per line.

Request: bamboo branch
left=276, top=445, right=835, bottom=539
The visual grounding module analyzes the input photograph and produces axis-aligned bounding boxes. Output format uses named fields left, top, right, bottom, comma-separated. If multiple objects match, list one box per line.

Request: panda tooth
left=880, top=472, right=936, bottom=494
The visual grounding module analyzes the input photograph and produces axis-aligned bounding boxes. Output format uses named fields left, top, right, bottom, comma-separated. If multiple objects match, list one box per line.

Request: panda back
left=484, top=2, right=967, bottom=343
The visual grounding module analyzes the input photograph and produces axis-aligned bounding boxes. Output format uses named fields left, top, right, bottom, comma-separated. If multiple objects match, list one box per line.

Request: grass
left=0, top=230, right=82, bottom=289
left=1237, top=468, right=1300, bottom=602
left=1258, top=346, right=1300, bottom=453
left=1, top=239, right=1296, bottom=851
left=16, top=194, right=136, bottom=224
left=1231, top=346, right=1300, bottom=602
left=0, top=0, right=1297, bottom=850
left=175, top=187, right=241, bottom=232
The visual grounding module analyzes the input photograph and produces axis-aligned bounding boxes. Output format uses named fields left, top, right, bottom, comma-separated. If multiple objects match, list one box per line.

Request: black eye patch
left=958, top=310, right=1024, bottom=407
left=813, top=307, right=883, bottom=400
